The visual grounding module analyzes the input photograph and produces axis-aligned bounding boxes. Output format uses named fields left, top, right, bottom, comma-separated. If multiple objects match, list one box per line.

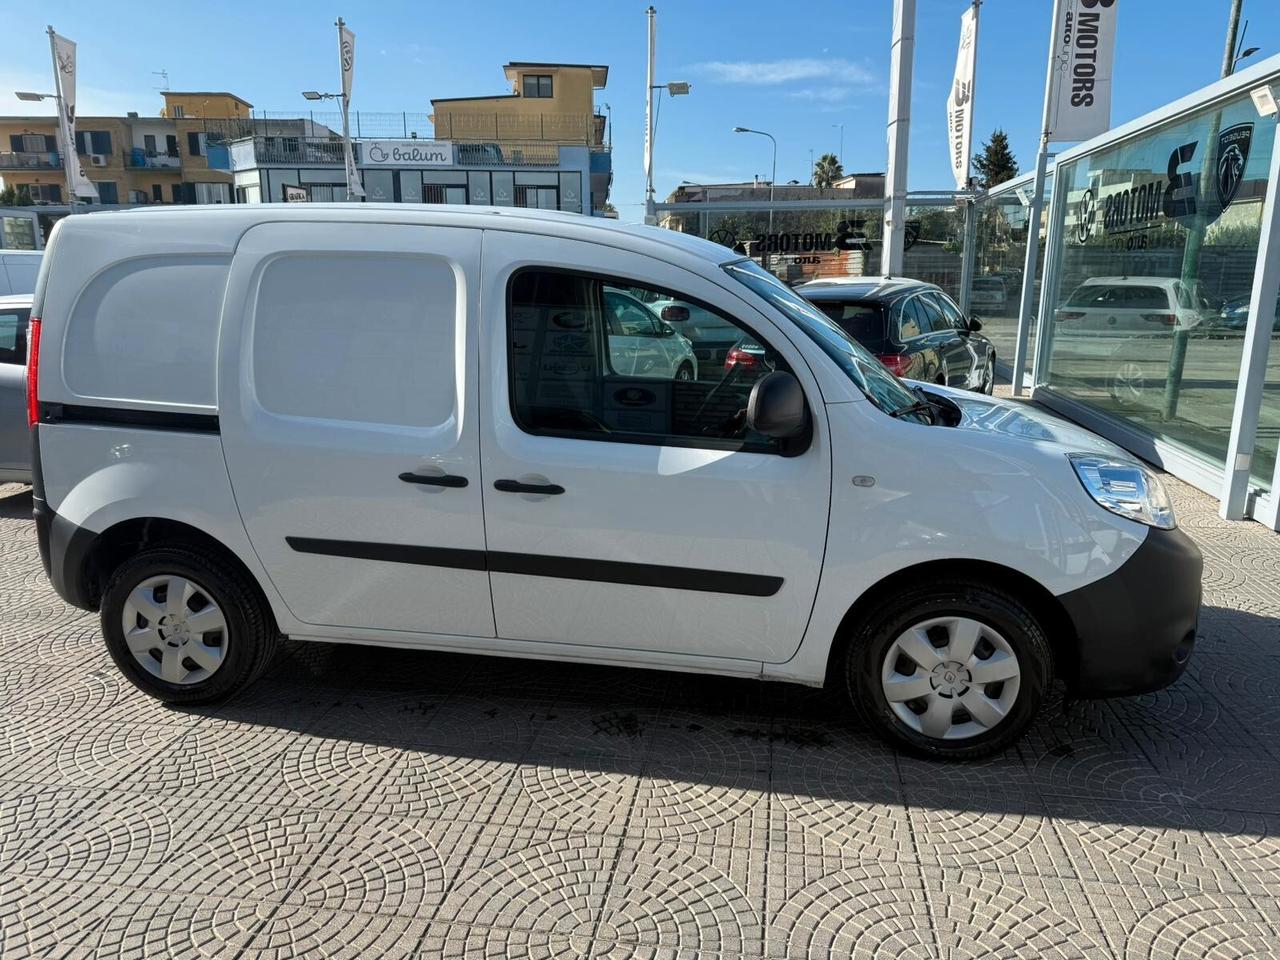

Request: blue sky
left=6, top=0, right=1278, bottom=219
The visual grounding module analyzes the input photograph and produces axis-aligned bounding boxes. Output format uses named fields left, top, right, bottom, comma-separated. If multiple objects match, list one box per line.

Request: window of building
left=0, top=305, right=30, bottom=365
left=194, top=182, right=230, bottom=204
left=304, top=184, right=346, bottom=202
left=95, top=181, right=118, bottom=204
left=27, top=184, right=61, bottom=203
left=508, top=268, right=801, bottom=454
left=151, top=184, right=163, bottom=202
left=143, top=134, right=157, bottom=155
left=171, top=184, right=184, bottom=203
left=166, top=135, right=179, bottom=157
left=171, top=105, right=185, bottom=118
left=75, top=130, right=113, bottom=156
left=187, top=131, right=203, bottom=157
left=521, top=74, right=553, bottom=98
left=253, top=252, right=460, bottom=428
left=423, top=184, right=467, bottom=204
left=515, top=185, right=558, bottom=210
left=11, top=134, right=56, bottom=154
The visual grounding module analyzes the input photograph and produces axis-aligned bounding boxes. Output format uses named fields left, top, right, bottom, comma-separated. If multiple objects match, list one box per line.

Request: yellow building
left=431, top=62, right=607, bottom=146
left=0, top=91, right=249, bottom=206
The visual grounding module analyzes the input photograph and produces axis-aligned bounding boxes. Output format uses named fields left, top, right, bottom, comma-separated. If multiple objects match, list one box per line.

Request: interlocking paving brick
left=3, top=460, right=1280, bottom=959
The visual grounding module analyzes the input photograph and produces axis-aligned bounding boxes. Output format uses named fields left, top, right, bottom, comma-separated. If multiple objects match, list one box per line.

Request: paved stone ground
left=1, top=463, right=1279, bottom=958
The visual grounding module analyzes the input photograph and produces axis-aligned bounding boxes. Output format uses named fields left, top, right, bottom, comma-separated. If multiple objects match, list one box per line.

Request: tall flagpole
left=47, top=26, right=78, bottom=213
left=1011, top=0, right=1065, bottom=396
left=336, top=16, right=363, bottom=201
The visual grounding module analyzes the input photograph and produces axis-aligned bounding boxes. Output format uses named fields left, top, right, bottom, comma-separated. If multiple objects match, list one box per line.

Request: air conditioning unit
left=89, top=154, right=108, bottom=167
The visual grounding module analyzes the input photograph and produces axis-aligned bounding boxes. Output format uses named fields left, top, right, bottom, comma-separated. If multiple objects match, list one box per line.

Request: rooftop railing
left=0, top=151, right=62, bottom=170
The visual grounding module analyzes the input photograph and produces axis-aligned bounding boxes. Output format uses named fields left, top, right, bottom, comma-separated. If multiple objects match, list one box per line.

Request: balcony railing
left=455, top=141, right=561, bottom=166
left=125, top=150, right=181, bottom=170
left=0, top=151, right=62, bottom=170
left=430, top=112, right=600, bottom=145
left=232, top=137, right=348, bottom=167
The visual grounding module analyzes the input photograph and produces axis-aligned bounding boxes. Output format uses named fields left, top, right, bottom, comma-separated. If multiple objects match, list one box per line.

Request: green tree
left=14, top=184, right=33, bottom=206
left=0, top=184, right=14, bottom=205
left=812, top=153, right=844, bottom=189
left=972, top=130, right=1019, bottom=189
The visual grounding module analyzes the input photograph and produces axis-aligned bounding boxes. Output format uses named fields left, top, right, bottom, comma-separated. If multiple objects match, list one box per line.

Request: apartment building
left=230, top=61, right=613, bottom=214
left=0, top=91, right=244, bottom=206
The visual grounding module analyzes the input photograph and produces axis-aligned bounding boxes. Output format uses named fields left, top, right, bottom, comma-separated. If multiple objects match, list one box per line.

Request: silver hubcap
left=122, top=575, right=227, bottom=685
left=880, top=615, right=1021, bottom=741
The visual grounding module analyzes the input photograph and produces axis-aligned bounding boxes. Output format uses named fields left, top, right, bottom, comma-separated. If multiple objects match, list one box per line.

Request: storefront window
left=664, top=202, right=964, bottom=292
left=1041, top=90, right=1272, bottom=485
left=971, top=174, right=1053, bottom=377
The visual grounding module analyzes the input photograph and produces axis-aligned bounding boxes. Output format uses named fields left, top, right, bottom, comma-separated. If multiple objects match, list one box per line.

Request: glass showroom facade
left=656, top=55, right=1280, bottom=526
left=1032, top=55, right=1280, bottom=525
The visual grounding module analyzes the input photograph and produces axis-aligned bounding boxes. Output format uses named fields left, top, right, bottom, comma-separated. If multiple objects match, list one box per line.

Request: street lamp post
left=732, top=127, right=776, bottom=232
left=14, top=90, right=77, bottom=211
left=642, top=7, right=690, bottom=224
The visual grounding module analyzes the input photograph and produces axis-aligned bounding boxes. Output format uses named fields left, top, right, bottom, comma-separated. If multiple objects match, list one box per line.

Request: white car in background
left=1054, top=277, right=1215, bottom=335
left=0, top=250, right=42, bottom=296
left=603, top=288, right=698, bottom=380
left=969, top=277, right=1008, bottom=313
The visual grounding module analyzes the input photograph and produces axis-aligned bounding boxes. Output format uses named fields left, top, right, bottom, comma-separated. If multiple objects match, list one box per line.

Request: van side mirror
left=659, top=323, right=676, bottom=338
left=747, top=370, right=808, bottom=439
left=967, top=315, right=983, bottom=332
left=661, top=304, right=690, bottom=323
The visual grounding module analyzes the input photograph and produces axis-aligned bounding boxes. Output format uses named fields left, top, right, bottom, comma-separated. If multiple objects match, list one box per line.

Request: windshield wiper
left=889, top=399, right=936, bottom=421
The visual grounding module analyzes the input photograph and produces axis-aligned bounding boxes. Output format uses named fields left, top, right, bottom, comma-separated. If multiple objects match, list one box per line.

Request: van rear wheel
left=844, top=579, right=1051, bottom=760
left=101, top=545, right=277, bottom=705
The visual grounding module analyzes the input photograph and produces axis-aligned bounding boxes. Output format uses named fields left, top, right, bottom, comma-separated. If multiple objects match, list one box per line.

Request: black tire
left=982, top=355, right=996, bottom=394
left=843, top=579, right=1052, bottom=760
left=675, top=362, right=694, bottom=382
left=100, top=544, right=278, bottom=705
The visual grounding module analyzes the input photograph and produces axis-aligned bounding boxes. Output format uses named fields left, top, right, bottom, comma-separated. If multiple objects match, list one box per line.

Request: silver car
left=0, top=294, right=32, bottom=483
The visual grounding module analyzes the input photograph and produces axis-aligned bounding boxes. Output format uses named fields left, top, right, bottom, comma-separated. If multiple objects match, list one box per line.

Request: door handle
left=493, top=478, right=565, bottom=495
left=399, top=471, right=468, bottom=488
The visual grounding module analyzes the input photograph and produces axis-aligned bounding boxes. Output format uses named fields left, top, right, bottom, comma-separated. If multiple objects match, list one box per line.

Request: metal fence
left=0, top=151, right=62, bottom=170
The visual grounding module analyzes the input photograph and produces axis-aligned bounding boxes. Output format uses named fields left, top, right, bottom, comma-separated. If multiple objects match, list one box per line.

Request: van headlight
left=1068, top=454, right=1176, bottom=529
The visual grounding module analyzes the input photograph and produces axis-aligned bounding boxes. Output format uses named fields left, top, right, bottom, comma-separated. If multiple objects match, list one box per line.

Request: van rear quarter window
left=251, top=253, right=458, bottom=428
left=62, top=256, right=228, bottom=406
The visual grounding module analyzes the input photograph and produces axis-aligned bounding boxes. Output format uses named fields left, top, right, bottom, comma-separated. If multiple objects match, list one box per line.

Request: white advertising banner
left=946, top=6, right=978, bottom=191
left=361, top=139, right=453, bottom=166
left=1046, top=0, right=1118, bottom=143
left=50, top=31, right=98, bottom=200
left=337, top=20, right=364, bottom=198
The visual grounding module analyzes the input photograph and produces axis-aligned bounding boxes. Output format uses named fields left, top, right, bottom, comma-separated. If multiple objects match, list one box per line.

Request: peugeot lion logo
left=1215, top=123, right=1253, bottom=211
left=1076, top=188, right=1096, bottom=243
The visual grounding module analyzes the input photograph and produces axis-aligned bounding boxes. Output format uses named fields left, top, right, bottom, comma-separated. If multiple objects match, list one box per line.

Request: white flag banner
left=946, top=6, right=978, bottom=191
left=51, top=31, right=98, bottom=200
left=337, top=21, right=364, bottom=198
left=1046, top=0, right=1118, bottom=143
left=339, top=23, right=355, bottom=101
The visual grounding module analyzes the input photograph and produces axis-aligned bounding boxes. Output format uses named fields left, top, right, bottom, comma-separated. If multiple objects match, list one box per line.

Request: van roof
left=64, top=203, right=742, bottom=267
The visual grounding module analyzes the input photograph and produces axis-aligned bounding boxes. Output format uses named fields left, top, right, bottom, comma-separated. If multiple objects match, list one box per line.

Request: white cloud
left=787, top=87, right=857, bottom=104
left=691, top=58, right=875, bottom=87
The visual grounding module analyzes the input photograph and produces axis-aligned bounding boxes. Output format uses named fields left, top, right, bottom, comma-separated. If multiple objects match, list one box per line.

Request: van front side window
left=507, top=268, right=798, bottom=453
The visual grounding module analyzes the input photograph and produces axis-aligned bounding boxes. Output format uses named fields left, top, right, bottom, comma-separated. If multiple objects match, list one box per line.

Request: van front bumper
left=1057, top=525, right=1202, bottom=697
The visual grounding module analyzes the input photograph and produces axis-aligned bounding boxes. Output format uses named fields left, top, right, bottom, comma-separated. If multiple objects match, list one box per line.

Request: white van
left=28, top=206, right=1201, bottom=759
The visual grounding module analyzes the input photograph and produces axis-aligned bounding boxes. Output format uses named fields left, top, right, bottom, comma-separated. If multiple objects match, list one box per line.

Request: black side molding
left=39, top=403, right=220, bottom=434
left=285, top=536, right=783, bottom=598
left=287, top=537, right=487, bottom=571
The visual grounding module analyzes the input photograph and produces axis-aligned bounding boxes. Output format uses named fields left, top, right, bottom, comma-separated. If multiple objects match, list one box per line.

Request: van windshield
left=723, top=260, right=925, bottom=418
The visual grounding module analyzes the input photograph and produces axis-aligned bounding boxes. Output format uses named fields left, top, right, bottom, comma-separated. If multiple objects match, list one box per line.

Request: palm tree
left=812, top=153, right=844, bottom=189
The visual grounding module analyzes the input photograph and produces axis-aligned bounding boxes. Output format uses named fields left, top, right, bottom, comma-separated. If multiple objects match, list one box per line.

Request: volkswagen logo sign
left=1075, top=188, right=1096, bottom=244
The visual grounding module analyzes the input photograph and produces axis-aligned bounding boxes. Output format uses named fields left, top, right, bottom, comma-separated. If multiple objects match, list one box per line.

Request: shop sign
left=361, top=139, right=453, bottom=167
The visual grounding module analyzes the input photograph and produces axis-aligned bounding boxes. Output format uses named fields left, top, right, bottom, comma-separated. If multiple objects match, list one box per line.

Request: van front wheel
left=844, top=580, right=1051, bottom=760
left=101, top=545, right=277, bottom=705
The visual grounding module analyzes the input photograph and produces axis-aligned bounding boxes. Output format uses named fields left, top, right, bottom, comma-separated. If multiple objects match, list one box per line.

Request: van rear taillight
left=26, top=317, right=40, bottom=428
